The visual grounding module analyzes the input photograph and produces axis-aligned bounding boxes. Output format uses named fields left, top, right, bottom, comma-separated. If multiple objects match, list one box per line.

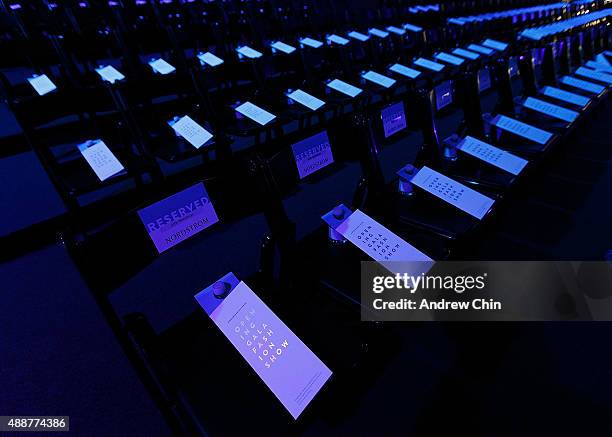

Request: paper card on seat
left=585, top=61, right=612, bottom=73
left=300, top=37, right=323, bottom=48
left=235, top=102, right=276, bottom=125
left=170, top=115, right=213, bottom=149
left=237, top=45, right=263, bottom=59
left=148, top=58, right=176, bottom=75
left=389, top=63, right=421, bottom=79
left=560, top=76, right=605, bottom=94
left=78, top=140, right=124, bottom=181
left=27, top=74, right=57, bottom=96
left=467, top=44, right=494, bottom=55
left=541, top=86, right=590, bottom=108
left=523, top=97, right=579, bottom=123
left=458, top=136, right=528, bottom=176
left=478, top=69, right=491, bottom=92
left=493, top=115, right=553, bottom=145
left=327, top=34, right=349, bottom=45
left=291, top=130, right=334, bottom=179
left=595, top=54, right=610, bottom=66
left=327, top=79, right=362, bottom=97
left=195, top=274, right=332, bottom=420
left=574, top=67, right=612, bottom=85
left=414, top=58, right=445, bottom=72
left=434, top=81, right=453, bottom=110
left=369, top=28, right=389, bottom=38
left=435, top=52, right=464, bottom=66
left=452, top=48, right=480, bottom=60
left=287, top=89, right=325, bottom=111
left=386, top=26, right=405, bottom=35
left=403, top=23, right=423, bottom=32
left=348, top=31, right=369, bottom=41
left=482, top=39, right=508, bottom=51
left=138, top=182, right=219, bottom=253
left=197, top=52, right=224, bottom=67
left=95, top=65, right=125, bottom=84
left=381, top=101, right=406, bottom=138
left=362, top=71, right=396, bottom=88
left=271, top=41, right=296, bottom=54
left=409, top=166, right=495, bottom=220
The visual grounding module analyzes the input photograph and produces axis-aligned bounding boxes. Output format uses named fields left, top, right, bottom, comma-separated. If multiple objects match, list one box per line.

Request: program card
left=327, top=34, right=349, bottom=45
left=27, top=74, right=57, bottom=96
left=574, top=67, right=612, bottom=85
left=197, top=52, right=224, bottom=67
left=235, top=102, right=276, bottom=125
left=381, top=101, right=407, bottom=138
left=458, top=136, right=528, bottom=176
left=522, top=97, right=579, bottom=123
left=435, top=52, right=464, bottom=66
left=585, top=60, right=612, bottom=73
left=493, top=115, right=553, bottom=145
left=541, top=86, right=590, bottom=108
left=467, top=44, right=494, bottom=55
left=300, top=37, right=324, bottom=49
left=452, top=48, right=480, bottom=60
left=348, top=31, right=369, bottom=42
left=362, top=70, right=396, bottom=88
left=482, top=39, right=508, bottom=51
left=78, top=140, right=125, bottom=181
left=403, top=23, right=423, bottom=32
left=287, top=89, right=325, bottom=111
left=95, top=65, right=125, bottom=84
left=386, top=26, right=405, bottom=35
left=327, top=79, right=362, bottom=98
left=271, top=41, right=296, bottom=54
left=414, top=58, right=445, bottom=72
left=292, top=130, right=334, bottom=179
left=237, top=45, right=263, bottom=59
left=389, top=63, right=421, bottom=79
left=369, top=28, right=389, bottom=38
left=149, top=58, right=176, bottom=75
left=170, top=115, right=213, bottom=149
left=559, top=76, right=605, bottom=94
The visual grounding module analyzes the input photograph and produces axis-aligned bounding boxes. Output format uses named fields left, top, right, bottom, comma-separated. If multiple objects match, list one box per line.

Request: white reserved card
left=468, top=44, right=494, bottom=55
left=362, top=71, right=396, bottom=88
left=327, top=34, right=349, bottom=45
left=585, top=60, right=612, bottom=74
left=369, top=28, right=389, bottom=38
left=198, top=52, right=224, bottom=67
left=493, top=115, right=553, bottom=145
left=287, top=89, right=325, bottom=111
left=541, top=86, right=590, bottom=108
left=389, top=63, right=421, bottom=79
left=574, top=67, right=612, bottom=85
left=171, top=115, right=213, bottom=149
left=271, top=41, right=296, bottom=54
left=27, top=74, right=57, bottom=96
left=96, top=65, right=125, bottom=84
left=327, top=79, right=362, bottom=97
left=300, top=37, right=323, bottom=48
left=482, top=39, right=508, bottom=51
left=414, top=58, right=445, bottom=72
left=560, top=76, right=605, bottom=94
left=78, top=140, right=124, bottom=181
left=149, top=58, right=176, bottom=75
left=452, top=48, right=480, bottom=60
left=235, top=102, right=276, bottom=125
left=409, top=166, right=495, bottom=220
left=237, top=46, right=263, bottom=59
left=435, top=52, right=464, bottom=66
left=523, top=97, right=579, bottom=123
left=348, top=31, right=369, bottom=42
left=458, top=136, right=528, bottom=176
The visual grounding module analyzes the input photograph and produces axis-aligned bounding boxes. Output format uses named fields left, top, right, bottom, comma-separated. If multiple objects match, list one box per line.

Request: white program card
left=409, top=166, right=495, bottom=220
left=327, top=34, right=349, bottom=45
left=287, top=89, right=325, bottom=111
left=458, top=135, right=528, bottom=176
left=237, top=45, right=263, bottom=59
left=585, top=60, right=612, bottom=74
left=171, top=115, right=213, bottom=149
left=493, top=115, right=553, bottom=145
left=523, top=97, right=579, bottom=123
left=327, top=79, right=362, bottom=97
left=300, top=37, right=323, bottom=48
left=235, top=101, right=276, bottom=125
left=452, top=48, right=480, bottom=60
left=386, top=26, right=405, bottom=35
left=389, top=63, right=421, bottom=79
left=403, top=23, right=423, bottom=32
left=435, top=52, right=464, bottom=66
left=541, top=86, right=590, bottom=108
left=362, top=71, right=396, bottom=88
left=369, top=28, right=389, bottom=38
left=414, top=58, right=445, bottom=72
left=467, top=44, right=494, bottom=55
left=27, top=74, right=57, bottom=96
left=348, top=31, right=369, bottom=42
left=95, top=65, right=125, bottom=84
left=271, top=41, right=296, bottom=54
left=148, top=58, right=176, bottom=75
left=79, top=140, right=125, bottom=181
left=574, top=67, right=612, bottom=85
left=198, top=52, right=224, bottom=67
left=482, top=39, right=508, bottom=51
left=595, top=54, right=610, bottom=66
left=560, top=76, right=605, bottom=94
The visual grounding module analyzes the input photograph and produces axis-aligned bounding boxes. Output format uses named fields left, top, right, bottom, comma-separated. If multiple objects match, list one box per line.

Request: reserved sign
left=381, top=102, right=407, bottom=138
left=291, top=131, right=334, bottom=179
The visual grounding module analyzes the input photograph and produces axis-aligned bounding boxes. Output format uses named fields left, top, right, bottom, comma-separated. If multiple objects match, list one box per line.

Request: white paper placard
left=409, top=166, right=495, bottom=219
left=78, top=140, right=125, bottom=181
left=389, top=63, right=421, bottom=79
left=27, top=74, right=57, bottom=96
left=452, top=48, right=480, bottom=60
left=458, top=136, right=528, bottom=176
left=235, top=102, right=276, bottom=125
left=403, top=23, right=423, bottom=32
left=237, top=45, right=263, bottom=59
left=369, top=28, right=389, bottom=38
left=96, top=65, right=125, bottom=84
left=467, top=44, right=494, bottom=55
left=148, top=58, right=176, bottom=75
left=523, top=97, right=579, bottom=123
left=287, top=89, right=325, bottom=111
left=560, top=76, right=605, bottom=94
left=271, top=41, right=296, bottom=54
left=348, top=31, right=369, bottom=42
left=435, top=52, right=464, bottom=66
left=493, top=115, right=553, bottom=145
left=171, top=115, right=213, bottom=149
left=300, top=37, right=323, bottom=48
left=362, top=70, right=396, bottom=88
left=327, top=34, right=349, bottom=45
left=414, top=58, right=445, bottom=72
left=574, top=67, right=612, bottom=85
left=327, top=79, right=362, bottom=97
left=198, top=52, right=224, bottom=67
left=585, top=60, right=612, bottom=73
left=482, top=39, right=508, bottom=51
left=386, top=26, right=405, bottom=35
left=541, top=86, right=590, bottom=108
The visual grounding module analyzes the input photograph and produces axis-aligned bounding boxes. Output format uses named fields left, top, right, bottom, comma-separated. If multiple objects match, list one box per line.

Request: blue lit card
left=482, top=39, right=508, bottom=51
left=403, top=23, right=423, bottom=32
left=235, top=102, right=276, bottom=125
left=95, top=65, right=125, bottom=84
left=435, top=81, right=453, bottom=110
left=369, top=28, right=389, bottom=38
left=574, top=67, right=612, bottom=85
left=493, top=115, right=553, bottom=145
left=560, top=76, right=605, bottom=94
left=236, top=46, right=263, bottom=59
left=291, top=131, right=334, bottom=179
left=389, top=63, right=421, bottom=79
left=327, top=79, right=362, bottom=98
left=435, top=52, right=464, bottom=66
left=414, top=58, right=445, bottom=72
left=585, top=61, right=612, bottom=73
left=381, top=102, right=407, bottom=138
left=523, top=97, right=579, bottom=123
left=448, top=18, right=466, bottom=26
left=327, top=34, right=349, bottom=45
left=287, top=89, right=325, bottom=111
left=197, top=52, right=224, bottom=67
left=452, top=48, right=480, bottom=60
left=595, top=54, right=610, bottom=66
left=467, top=44, right=494, bottom=55
left=271, top=41, right=296, bottom=54
left=362, top=71, right=396, bottom=88
left=386, top=26, right=405, bottom=35
left=300, top=37, right=323, bottom=49
left=348, top=31, right=369, bottom=42
left=541, top=86, right=590, bottom=108
left=27, top=74, right=57, bottom=96
left=148, top=58, right=176, bottom=75
left=170, top=115, right=213, bottom=149
left=458, top=136, right=528, bottom=176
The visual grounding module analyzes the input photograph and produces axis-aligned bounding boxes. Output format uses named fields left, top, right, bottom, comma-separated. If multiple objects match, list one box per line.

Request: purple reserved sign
left=381, top=101, right=407, bottom=138
left=195, top=273, right=332, bottom=419
left=291, top=131, right=334, bottom=179
left=138, top=183, right=219, bottom=253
